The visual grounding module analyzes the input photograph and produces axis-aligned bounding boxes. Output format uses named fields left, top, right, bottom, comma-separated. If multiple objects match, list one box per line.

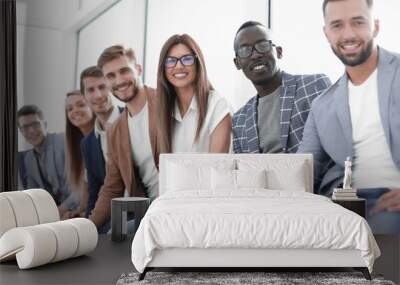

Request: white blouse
left=172, top=90, right=233, bottom=153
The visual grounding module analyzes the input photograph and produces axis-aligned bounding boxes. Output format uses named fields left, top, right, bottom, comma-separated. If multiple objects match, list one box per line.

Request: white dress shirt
left=94, top=105, right=121, bottom=162
left=172, top=90, right=233, bottom=153
left=128, top=102, right=159, bottom=199
left=348, top=69, right=400, bottom=188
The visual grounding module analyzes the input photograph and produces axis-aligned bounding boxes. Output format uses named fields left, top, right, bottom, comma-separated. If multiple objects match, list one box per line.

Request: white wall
left=271, top=0, right=400, bottom=83
left=77, top=0, right=146, bottom=107
left=145, top=0, right=268, bottom=111
left=16, top=1, right=77, bottom=149
left=17, top=24, right=76, bottom=133
left=16, top=0, right=119, bottom=150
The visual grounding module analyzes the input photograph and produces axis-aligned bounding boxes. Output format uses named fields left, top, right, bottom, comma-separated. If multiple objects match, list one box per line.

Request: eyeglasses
left=236, top=40, right=275, bottom=58
left=164, top=54, right=196, bottom=68
left=19, top=121, right=42, bottom=133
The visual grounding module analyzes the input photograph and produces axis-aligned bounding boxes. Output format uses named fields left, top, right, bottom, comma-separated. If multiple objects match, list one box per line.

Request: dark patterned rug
left=116, top=271, right=396, bottom=285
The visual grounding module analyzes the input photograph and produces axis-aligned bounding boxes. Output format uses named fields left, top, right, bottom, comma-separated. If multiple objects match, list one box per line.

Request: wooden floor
left=0, top=235, right=134, bottom=285
left=373, top=235, right=400, bottom=284
left=1, top=235, right=398, bottom=285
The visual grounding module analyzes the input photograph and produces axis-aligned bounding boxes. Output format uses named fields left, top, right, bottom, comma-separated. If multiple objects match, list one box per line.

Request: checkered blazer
left=232, top=72, right=331, bottom=153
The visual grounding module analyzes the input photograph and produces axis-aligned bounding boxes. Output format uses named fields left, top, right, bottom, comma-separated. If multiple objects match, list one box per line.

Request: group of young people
left=17, top=0, right=400, bottom=234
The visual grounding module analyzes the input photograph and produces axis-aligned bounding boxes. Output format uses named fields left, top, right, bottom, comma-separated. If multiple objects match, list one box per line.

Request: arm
left=372, top=188, right=400, bottom=213
left=26, top=174, right=39, bottom=189
left=89, top=134, right=125, bottom=229
left=58, top=189, right=79, bottom=212
left=209, top=114, right=232, bottom=153
left=297, top=108, right=330, bottom=193
left=81, top=138, right=102, bottom=218
left=24, top=153, right=40, bottom=189
left=57, top=135, right=78, bottom=212
left=232, top=114, right=243, bottom=153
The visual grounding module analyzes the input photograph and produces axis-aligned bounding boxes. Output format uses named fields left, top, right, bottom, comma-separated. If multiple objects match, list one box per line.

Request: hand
left=371, top=188, right=400, bottom=214
left=61, top=210, right=74, bottom=220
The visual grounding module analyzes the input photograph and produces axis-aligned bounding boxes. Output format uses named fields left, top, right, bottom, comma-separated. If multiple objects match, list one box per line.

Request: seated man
left=298, top=0, right=400, bottom=234
left=17, top=105, right=77, bottom=215
left=232, top=21, right=331, bottom=154
left=79, top=66, right=123, bottom=221
left=89, top=45, right=159, bottom=231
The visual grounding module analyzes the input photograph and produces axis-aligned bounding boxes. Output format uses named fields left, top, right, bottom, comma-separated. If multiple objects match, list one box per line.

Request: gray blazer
left=298, top=47, right=400, bottom=196
left=24, top=133, right=77, bottom=210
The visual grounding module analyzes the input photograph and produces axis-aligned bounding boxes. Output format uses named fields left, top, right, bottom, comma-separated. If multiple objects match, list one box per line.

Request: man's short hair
left=97, top=45, right=137, bottom=69
left=234, top=21, right=266, bottom=52
left=80, top=66, right=104, bottom=94
left=322, top=0, right=373, bottom=16
left=17, top=105, right=44, bottom=126
left=235, top=21, right=265, bottom=37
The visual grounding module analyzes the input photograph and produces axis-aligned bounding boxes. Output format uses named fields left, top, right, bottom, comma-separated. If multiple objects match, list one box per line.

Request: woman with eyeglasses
left=157, top=34, right=232, bottom=154
left=64, top=90, right=95, bottom=219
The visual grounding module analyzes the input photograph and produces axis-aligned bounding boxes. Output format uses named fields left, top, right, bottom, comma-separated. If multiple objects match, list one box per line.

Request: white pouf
left=0, top=218, right=98, bottom=269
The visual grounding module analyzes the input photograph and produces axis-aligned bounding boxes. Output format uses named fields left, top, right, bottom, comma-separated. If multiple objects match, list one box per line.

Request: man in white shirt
left=89, top=45, right=158, bottom=230
left=298, top=0, right=400, bottom=234
left=80, top=66, right=123, bottom=223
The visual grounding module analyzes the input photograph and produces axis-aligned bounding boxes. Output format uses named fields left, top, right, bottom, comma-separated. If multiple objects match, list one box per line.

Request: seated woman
left=157, top=34, right=232, bottom=153
left=64, top=90, right=95, bottom=219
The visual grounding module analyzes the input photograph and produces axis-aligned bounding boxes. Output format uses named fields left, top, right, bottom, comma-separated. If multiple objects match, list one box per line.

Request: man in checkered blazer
left=232, top=21, right=331, bottom=153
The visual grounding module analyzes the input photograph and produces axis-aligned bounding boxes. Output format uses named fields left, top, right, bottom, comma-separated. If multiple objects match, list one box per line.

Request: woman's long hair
left=157, top=34, right=213, bottom=153
left=65, top=90, right=95, bottom=188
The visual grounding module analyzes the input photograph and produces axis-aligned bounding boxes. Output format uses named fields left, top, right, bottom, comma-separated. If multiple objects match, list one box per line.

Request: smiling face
left=234, top=25, right=282, bottom=86
left=66, top=94, right=93, bottom=129
left=164, top=44, right=197, bottom=90
left=102, top=55, right=142, bottom=103
left=323, top=0, right=379, bottom=67
left=83, top=76, right=113, bottom=115
left=18, top=114, right=47, bottom=148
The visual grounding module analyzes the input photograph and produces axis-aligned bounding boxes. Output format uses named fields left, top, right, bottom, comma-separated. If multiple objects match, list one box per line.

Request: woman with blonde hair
left=64, top=90, right=95, bottom=218
left=157, top=34, right=232, bottom=154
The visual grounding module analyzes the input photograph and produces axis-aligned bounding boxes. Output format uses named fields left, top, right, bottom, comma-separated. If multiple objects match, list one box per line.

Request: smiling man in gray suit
left=17, top=105, right=77, bottom=216
left=298, top=0, right=400, bottom=234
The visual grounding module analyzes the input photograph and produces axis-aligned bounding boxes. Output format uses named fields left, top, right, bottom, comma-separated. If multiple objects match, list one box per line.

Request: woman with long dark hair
left=64, top=90, right=94, bottom=218
left=157, top=34, right=232, bottom=153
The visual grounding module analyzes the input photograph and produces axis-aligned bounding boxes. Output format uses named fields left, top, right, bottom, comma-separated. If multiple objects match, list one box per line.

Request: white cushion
left=0, top=218, right=97, bottom=269
left=211, top=168, right=236, bottom=190
left=42, top=221, right=79, bottom=262
left=65, top=218, right=98, bottom=257
left=236, top=169, right=268, bottom=189
left=0, top=226, right=57, bottom=269
left=0, top=191, right=39, bottom=227
left=211, top=169, right=268, bottom=190
left=0, top=189, right=59, bottom=238
left=238, top=159, right=308, bottom=192
left=24, top=189, right=60, bottom=223
left=166, top=159, right=235, bottom=192
left=167, top=163, right=210, bottom=191
left=0, top=196, right=17, bottom=237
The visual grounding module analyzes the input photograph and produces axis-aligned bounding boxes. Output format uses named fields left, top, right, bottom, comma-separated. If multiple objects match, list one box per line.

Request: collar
left=173, top=95, right=197, bottom=122
left=281, top=71, right=297, bottom=88
left=94, top=104, right=120, bottom=138
left=34, top=134, right=49, bottom=155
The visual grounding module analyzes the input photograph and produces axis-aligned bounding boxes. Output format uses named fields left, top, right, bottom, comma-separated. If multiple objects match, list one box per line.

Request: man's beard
left=113, top=81, right=139, bottom=103
left=332, top=39, right=373, bottom=67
